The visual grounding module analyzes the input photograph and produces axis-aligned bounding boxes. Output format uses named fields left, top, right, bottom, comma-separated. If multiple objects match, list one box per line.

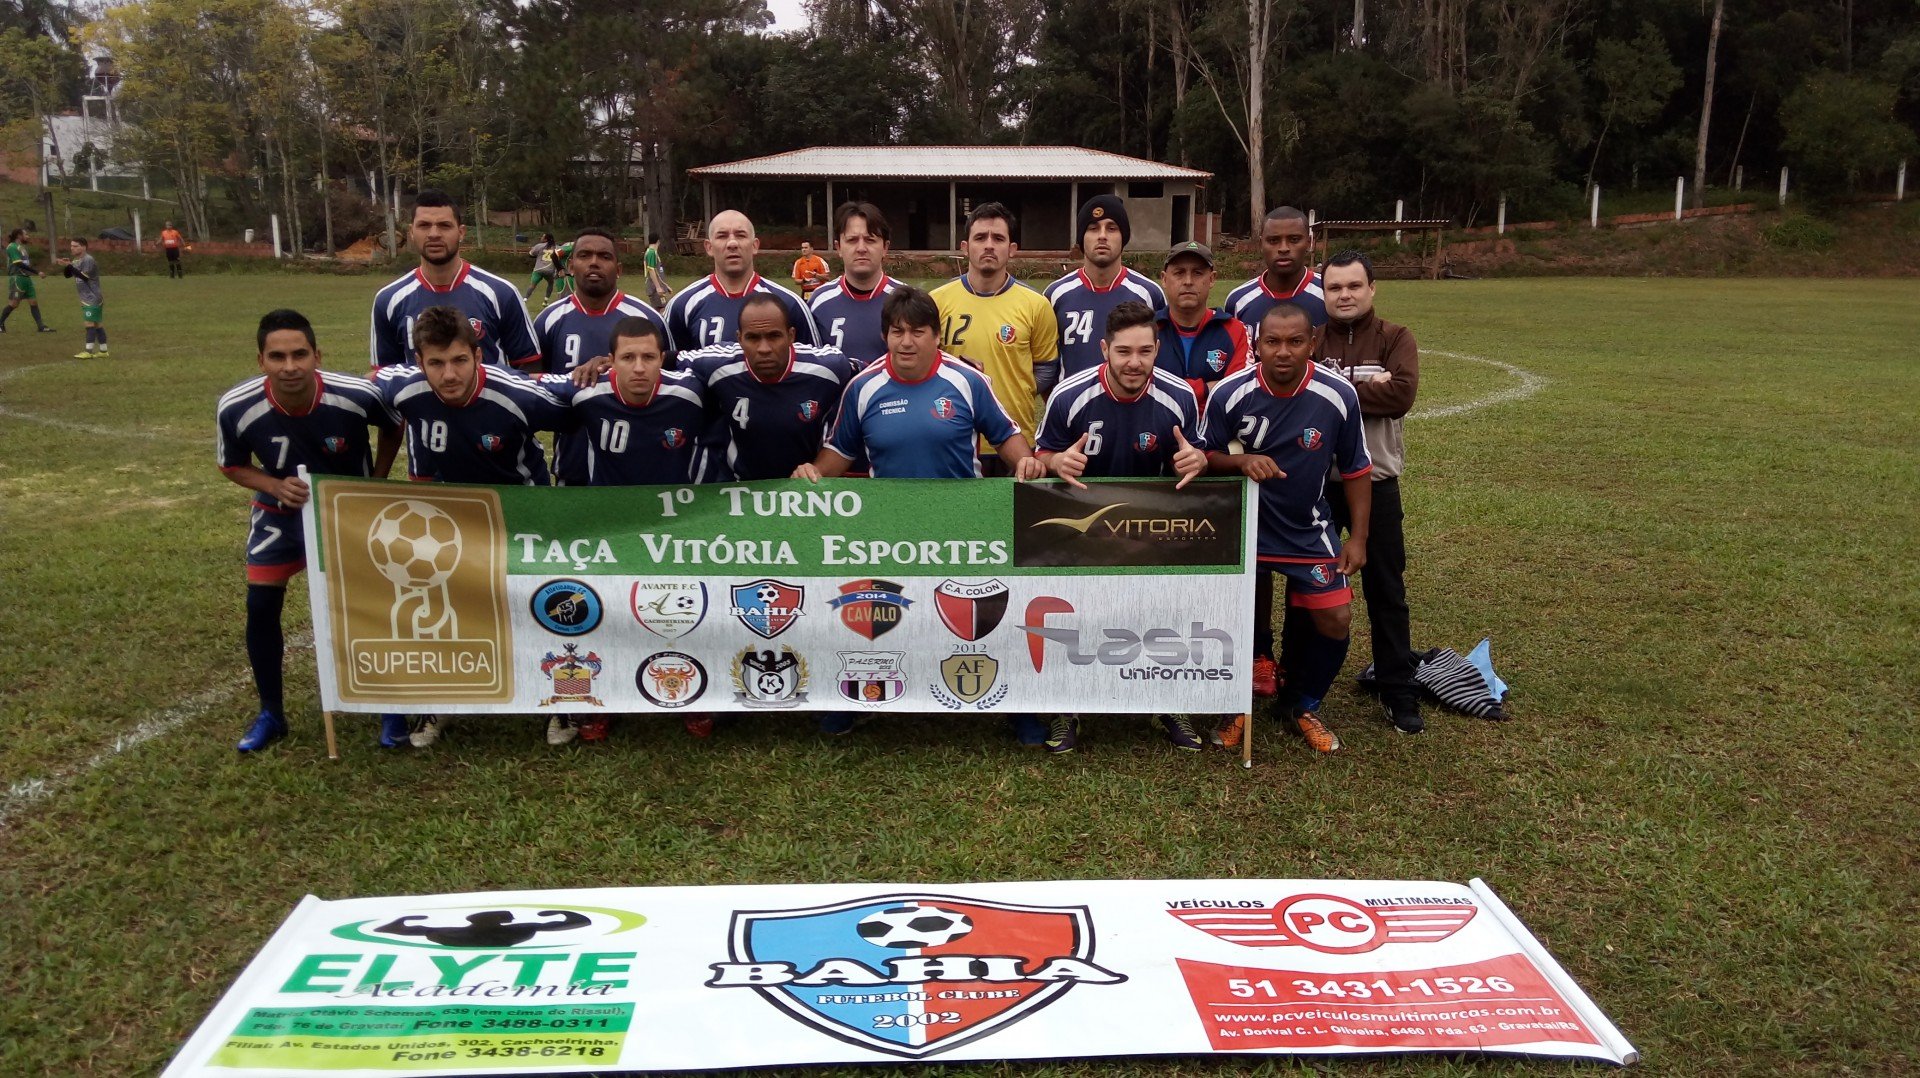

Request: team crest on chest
left=1298, top=427, right=1324, bottom=450
left=1134, top=432, right=1159, bottom=453
left=797, top=399, right=821, bottom=422
left=1204, top=348, right=1226, bottom=373
left=322, top=436, right=349, bottom=454
left=996, top=324, right=1016, bottom=344
left=478, top=434, right=505, bottom=451
left=467, top=317, right=487, bottom=341
left=930, top=397, right=957, bottom=421
left=662, top=427, right=687, bottom=449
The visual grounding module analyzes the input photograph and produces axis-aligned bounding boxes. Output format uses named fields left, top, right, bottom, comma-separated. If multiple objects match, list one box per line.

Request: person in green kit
left=644, top=233, right=671, bottom=310
left=2, top=228, right=55, bottom=334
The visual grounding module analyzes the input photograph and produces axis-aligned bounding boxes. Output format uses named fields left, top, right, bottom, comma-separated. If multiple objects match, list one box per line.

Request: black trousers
left=1324, top=476, right=1417, bottom=704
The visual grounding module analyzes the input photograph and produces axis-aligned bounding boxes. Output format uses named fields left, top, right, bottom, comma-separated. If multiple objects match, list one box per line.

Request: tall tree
left=1692, top=0, right=1724, bottom=207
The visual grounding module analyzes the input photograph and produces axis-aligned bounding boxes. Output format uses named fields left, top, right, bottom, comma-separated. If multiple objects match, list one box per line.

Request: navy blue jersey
left=373, top=364, right=566, bottom=485
left=534, top=290, right=671, bottom=484
left=1154, top=308, right=1251, bottom=406
left=1224, top=270, right=1327, bottom=336
left=1042, top=267, right=1168, bottom=377
left=663, top=274, right=819, bottom=352
left=1202, top=362, right=1370, bottom=562
left=370, top=262, right=542, bottom=370
left=807, top=274, right=900, bottom=366
left=217, top=371, right=399, bottom=510
left=826, top=353, right=1020, bottom=479
left=540, top=370, right=709, bottom=486
left=682, top=342, right=857, bottom=480
left=1036, top=365, right=1207, bottom=478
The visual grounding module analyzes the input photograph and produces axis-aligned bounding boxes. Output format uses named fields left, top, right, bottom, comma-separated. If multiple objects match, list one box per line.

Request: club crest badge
left=637, top=650, right=707, bottom=708
left=837, top=651, right=906, bottom=706
left=996, top=324, right=1016, bottom=344
left=731, top=647, right=810, bottom=708
left=830, top=579, right=911, bottom=640
left=730, top=579, right=806, bottom=639
left=662, top=427, right=687, bottom=449
left=537, top=643, right=604, bottom=707
left=1309, top=562, right=1335, bottom=585
left=933, top=579, right=1008, bottom=641
left=707, top=893, right=1124, bottom=1058
left=322, top=436, right=348, bottom=454
left=1168, top=893, right=1476, bottom=954
left=631, top=582, right=707, bottom=639
left=530, top=579, right=602, bottom=636
left=1205, top=348, right=1226, bottom=373
left=931, top=397, right=957, bottom=420
left=1298, top=427, right=1324, bottom=450
left=1134, top=432, right=1159, bottom=453
left=478, top=434, right=505, bottom=451
left=931, top=650, right=1006, bottom=710
left=797, top=399, right=822, bottom=422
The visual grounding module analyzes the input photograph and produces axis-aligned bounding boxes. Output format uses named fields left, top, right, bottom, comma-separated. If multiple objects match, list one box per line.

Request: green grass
left=2, top=275, right=1917, bottom=1076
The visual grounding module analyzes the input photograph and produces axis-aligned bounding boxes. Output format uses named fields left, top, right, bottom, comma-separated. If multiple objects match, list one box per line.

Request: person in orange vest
left=791, top=241, right=829, bottom=299
left=160, top=220, right=187, bottom=279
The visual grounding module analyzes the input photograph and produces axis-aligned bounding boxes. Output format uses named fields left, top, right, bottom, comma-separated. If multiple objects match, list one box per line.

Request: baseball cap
left=1163, top=241, right=1215, bottom=268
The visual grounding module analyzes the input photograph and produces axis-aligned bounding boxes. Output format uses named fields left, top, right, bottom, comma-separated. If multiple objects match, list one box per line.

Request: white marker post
left=271, top=214, right=282, bottom=259
left=1779, top=168, right=1790, bottom=205
left=1394, top=199, right=1404, bottom=244
left=1898, top=160, right=1907, bottom=202
left=132, top=210, right=142, bottom=253
left=1497, top=196, right=1507, bottom=235
left=1674, top=176, right=1684, bottom=220
left=1590, top=185, right=1600, bottom=228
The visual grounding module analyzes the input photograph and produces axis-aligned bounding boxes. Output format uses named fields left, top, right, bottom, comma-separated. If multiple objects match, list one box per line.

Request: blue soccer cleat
left=236, top=711, right=287, bottom=752
left=379, top=714, right=410, bottom=748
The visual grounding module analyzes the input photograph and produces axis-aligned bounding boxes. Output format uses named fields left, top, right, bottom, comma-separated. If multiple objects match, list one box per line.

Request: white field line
left=1411, top=349, right=1548, bottom=419
left=0, top=360, right=166, bottom=439
left=0, top=633, right=312, bottom=833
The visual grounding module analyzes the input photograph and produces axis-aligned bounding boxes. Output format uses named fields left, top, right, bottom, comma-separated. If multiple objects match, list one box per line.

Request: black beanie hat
left=1076, top=194, right=1131, bottom=248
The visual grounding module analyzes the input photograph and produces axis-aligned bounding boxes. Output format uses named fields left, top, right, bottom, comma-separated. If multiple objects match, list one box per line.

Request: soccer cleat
left=1383, top=698, right=1425, bottom=735
left=1158, top=714, right=1204, bottom=752
left=408, top=715, right=445, bottom=748
left=1210, top=714, right=1246, bottom=749
left=37, top=325, right=55, bottom=332
left=236, top=710, right=287, bottom=752
left=818, top=713, right=858, bottom=736
left=1252, top=655, right=1279, bottom=697
left=1008, top=714, right=1048, bottom=747
left=93, top=349, right=108, bottom=358
left=577, top=716, right=611, bottom=742
left=683, top=714, right=716, bottom=739
left=546, top=715, right=578, bottom=746
left=1292, top=710, right=1342, bottom=753
left=1045, top=715, right=1079, bottom=755
left=72, top=350, right=92, bottom=359
left=379, top=714, right=410, bottom=748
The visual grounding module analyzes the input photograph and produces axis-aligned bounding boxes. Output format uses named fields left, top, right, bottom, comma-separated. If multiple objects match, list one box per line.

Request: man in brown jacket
left=1314, top=250, right=1423, bottom=734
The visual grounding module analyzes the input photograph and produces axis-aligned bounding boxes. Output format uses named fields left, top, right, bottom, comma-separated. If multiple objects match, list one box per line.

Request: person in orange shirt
left=160, top=220, right=186, bottom=279
left=791, top=241, right=828, bottom=299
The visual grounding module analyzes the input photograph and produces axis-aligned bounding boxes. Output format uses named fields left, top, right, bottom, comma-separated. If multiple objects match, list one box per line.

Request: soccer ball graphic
left=856, top=905, right=975, bottom=949
left=667, top=593, right=699, bottom=613
left=366, top=500, right=463, bottom=589
left=755, top=584, right=784, bottom=605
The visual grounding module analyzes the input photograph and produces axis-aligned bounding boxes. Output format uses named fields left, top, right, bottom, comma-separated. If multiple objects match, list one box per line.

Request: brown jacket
left=1313, top=310, right=1418, bottom=479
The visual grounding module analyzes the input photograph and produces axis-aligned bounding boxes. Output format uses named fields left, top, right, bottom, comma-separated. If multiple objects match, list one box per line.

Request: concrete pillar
left=1394, top=199, right=1404, bottom=244
left=1675, top=176, right=1685, bottom=220
left=1898, top=160, right=1907, bottom=201
left=1735, top=165, right=1743, bottom=191
left=1590, top=185, right=1601, bottom=228
left=1779, top=169, right=1789, bottom=206
left=132, top=209, right=141, bottom=253
left=271, top=213, right=282, bottom=258
left=1497, top=196, right=1507, bottom=235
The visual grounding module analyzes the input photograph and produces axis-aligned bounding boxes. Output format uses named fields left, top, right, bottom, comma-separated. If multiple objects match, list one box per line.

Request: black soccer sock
left=246, top=584, right=287, bottom=717
left=30, top=305, right=44, bottom=328
left=1290, top=630, right=1351, bottom=715
left=83, top=327, right=97, bottom=347
left=95, top=327, right=106, bottom=346
left=1, top=306, right=11, bottom=328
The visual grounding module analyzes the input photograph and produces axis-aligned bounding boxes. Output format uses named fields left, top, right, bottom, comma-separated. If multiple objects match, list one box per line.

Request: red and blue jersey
left=1154, top=308, right=1251, bottom=406
left=682, top=342, right=857, bottom=481
left=539, top=370, right=711, bottom=486
left=807, top=275, right=899, bottom=366
left=216, top=371, right=399, bottom=511
left=825, top=353, right=1020, bottom=479
left=373, top=364, right=566, bottom=485
left=1036, top=365, right=1207, bottom=478
left=1042, top=267, right=1167, bottom=377
left=1225, top=270, right=1326, bottom=337
left=1203, top=362, right=1370, bottom=562
left=664, top=273, right=820, bottom=352
left=534, top=290, right=671, bottom=484
left=370, top=261, right=542, bottom=370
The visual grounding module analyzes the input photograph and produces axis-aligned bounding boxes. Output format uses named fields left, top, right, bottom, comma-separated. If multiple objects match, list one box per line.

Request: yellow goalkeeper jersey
left=930, top=274, right=1060, bottom=446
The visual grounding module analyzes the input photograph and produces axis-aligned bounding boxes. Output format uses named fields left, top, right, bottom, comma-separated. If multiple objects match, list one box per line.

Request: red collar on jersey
left=414, top=260, right=472, bottom=293
left=1100, top=366, right=1150, bottom=404
left=266, top=371, right=323, bottom=416
left=748, top=346, right=795, bottom=385
left=1256, top=267, right=1315, bottom=300
left=611, top=372, right=659, bottom=409
left=884, top=351, right=943, bottom=385
left=573, top=290, right=625, bottom=318
left=839, top=275, right=891, bottom=302
left=711, top=273, right=760, bottom=299
left=1256, top=360, right=1314, bottom=398
left=1077, top=266, right=1131, bottom=294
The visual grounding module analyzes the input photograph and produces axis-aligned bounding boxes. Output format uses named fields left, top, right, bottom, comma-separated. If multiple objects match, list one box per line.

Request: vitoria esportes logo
left=708, top=893, right=1125, bottom=1058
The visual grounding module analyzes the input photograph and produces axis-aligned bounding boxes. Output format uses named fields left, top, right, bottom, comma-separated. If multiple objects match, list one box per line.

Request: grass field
left=1, top=273, right=1916, bottom=1076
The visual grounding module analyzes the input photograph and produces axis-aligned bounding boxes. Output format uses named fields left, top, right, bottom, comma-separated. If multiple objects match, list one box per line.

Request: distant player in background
left=216, top=309, right=400, bottom=751
left=665, top=210, right=818, bottom=350
left=532, top=227, right=669, bottom=485
left=1034, top=300, right=1209, bottom=755
left=1043, top=195, right=1165, bottom=378
left=55, top=238, right=106, bottom=358
left=2, top=228, right=52, bottom=333
left=643, top=233, right=671, bottom=310
left=1225, top=206, right=1326, bottom=334
left=808, top=201, right=899, bottom=366
left=522, top=232, right=558, bottom=301
left=370, top=188, right=541, bottom=370
left=1154, top=241, right=1249, bottom=405
left=160, top=220, right=186, bottom=279
left=791, top=241, right=829, bottom=300
left=549, top=239, right=576, bottom=297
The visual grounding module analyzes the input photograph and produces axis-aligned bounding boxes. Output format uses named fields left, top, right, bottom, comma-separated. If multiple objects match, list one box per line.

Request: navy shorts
left=246, top=504, right=306, bottom=584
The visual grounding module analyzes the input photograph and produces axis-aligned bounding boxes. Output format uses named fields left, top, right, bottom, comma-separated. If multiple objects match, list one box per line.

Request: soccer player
left=1, top=229, right=53, bottom=334
left=1314, top=250, right=1423, bottom=735
left=808, top=201, right=900, bottom=366
left=931, top=202, right=1060, bottom=471
left=664, top=210, right=818, bottom=351
left=1204, top=303, right=1370, bottom=754
left=1225, top=206, right=1326, bottom=335
left=55, top=238, right=106, bottom=358
left=681, top=294, right=855, bottom=481
left=533, top=228, right=670, bottom=484
left=549, top=239, right=576, bottom=297
left=216, top=309, right=401, bottom=751
left=791, top=241, right=829, bottom=299
left=1034, top=300, right=1209, bottom=754
left=1155, top=241, right=1250, bottom=405
left=1043, top=195, right=1166, bottom=378
left=370, top=188, right=542, bottom=370
left=374, top=306, right=569, bottom=748
left=522, top=232, right=558, bottom=301
left=160, top=220, right=186, bottom=279
left=643, top=233, right=672, bottom=310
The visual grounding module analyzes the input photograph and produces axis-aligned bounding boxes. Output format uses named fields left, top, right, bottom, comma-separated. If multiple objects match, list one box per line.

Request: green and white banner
left=162, top=879, right=1637, bottom=1075
left=300, top=476, right=1257, bottom=715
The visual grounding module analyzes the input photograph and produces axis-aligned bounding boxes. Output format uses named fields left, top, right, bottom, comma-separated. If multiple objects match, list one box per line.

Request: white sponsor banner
left=164, top=879, right=1636, bottom=1076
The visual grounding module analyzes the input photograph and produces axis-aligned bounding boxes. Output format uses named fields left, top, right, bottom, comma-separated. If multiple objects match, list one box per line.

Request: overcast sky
left=765, top=0, right=809, bottom=32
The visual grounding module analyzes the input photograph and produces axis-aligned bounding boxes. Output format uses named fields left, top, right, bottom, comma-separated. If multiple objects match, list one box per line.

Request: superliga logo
left=324, top=484, right=512, bottom=703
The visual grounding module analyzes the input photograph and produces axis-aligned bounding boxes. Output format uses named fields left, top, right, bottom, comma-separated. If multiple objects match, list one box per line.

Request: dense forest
left=1, top=0, right=1913, bottom=245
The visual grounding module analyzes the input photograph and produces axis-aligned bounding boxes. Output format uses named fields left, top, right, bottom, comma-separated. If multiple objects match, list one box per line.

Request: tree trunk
left=1725, top=92, right=1755, bottom=188
left=1692, top=0, right=1723, bottom=210
left=1247, top=0, right=1268, bottom=233
left=319, top=116, right=335, bottom=257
